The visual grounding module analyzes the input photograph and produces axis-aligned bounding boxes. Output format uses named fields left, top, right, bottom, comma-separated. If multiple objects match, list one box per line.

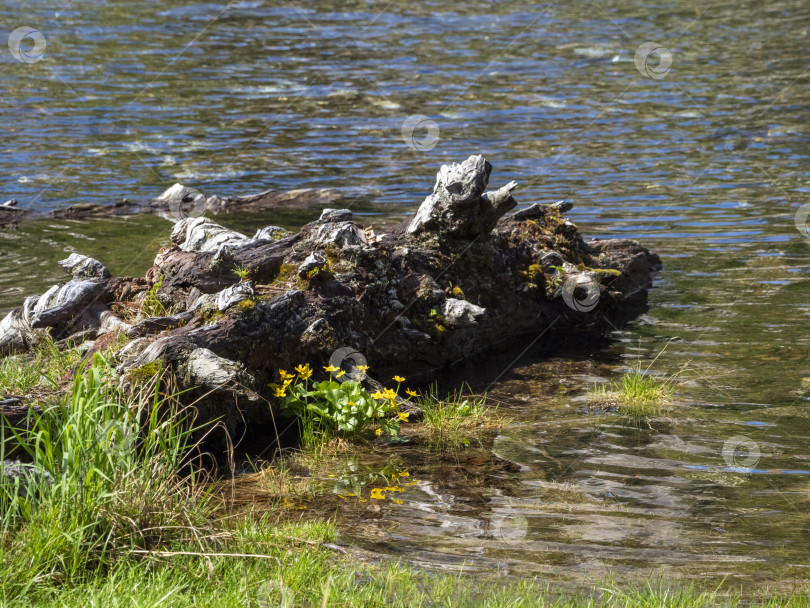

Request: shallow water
left=4, top=0, right=810, bottom=595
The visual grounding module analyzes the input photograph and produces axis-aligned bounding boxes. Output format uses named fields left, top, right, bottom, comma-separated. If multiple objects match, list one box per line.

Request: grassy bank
left=1, top=355, right=809, bottom=606
left=4, top=530, right=810, bottom=607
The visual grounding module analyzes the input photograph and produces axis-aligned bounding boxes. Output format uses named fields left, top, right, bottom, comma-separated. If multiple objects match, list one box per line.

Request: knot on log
left=407, top=154, right=517, bottom=241
left=30, top=256, right=113, bottom=329
left=183, top=348, right=260, bottom=401
left=172, top=217, right=250, bottom=253
left=58, top=253, right=111, bottom=280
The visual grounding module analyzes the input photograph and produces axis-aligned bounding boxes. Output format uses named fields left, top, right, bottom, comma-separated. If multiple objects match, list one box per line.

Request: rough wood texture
left=0, top=155, right=661, bottom=436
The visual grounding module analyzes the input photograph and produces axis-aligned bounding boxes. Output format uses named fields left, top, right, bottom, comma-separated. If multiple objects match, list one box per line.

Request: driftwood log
left=0, top=185, right=343, bottom=226
left=0, top=155, right=661, bottom=437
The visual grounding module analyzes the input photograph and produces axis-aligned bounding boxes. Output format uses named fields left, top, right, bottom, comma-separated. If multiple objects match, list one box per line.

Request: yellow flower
left=324, top=365, right=340, bottom=372
left=358, top=365, right=369, bottom=372
left=371, top=390, right=384, bottom=400
left=383, top=388, right=397, bottom=401
left=397, top=471, right=410, bottom=478
left=270, top=383, right=287, bottom=398
left=406, top=389, right=419, bottom=398
left=279, top=369, right=295, bottom=380
left=370, top=488, right=386, bottom=500
left=346, top=401, right=356, bottom=406
left=393, top=375, right=405, bottom=383
left=335, top=370, right=346, bottom=378
left=374, top=427, right=384, bottom=436
left=295, top=363, right=312, bottom=379
left=397, top=411, right=409, bottom=422
left=392, top=499, right=403, bottom=505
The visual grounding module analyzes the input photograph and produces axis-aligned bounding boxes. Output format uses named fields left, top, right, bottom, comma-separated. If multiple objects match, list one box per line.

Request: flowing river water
left=3, top=0, right=810, bottom=596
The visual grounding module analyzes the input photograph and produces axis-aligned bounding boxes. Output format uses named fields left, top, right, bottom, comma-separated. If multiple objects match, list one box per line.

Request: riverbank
left=2, top=355, right=809, bottom=607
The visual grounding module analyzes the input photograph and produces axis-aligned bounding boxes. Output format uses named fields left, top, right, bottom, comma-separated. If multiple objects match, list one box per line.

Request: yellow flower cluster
left=367, top=377, right=422, bottom=425
left=371, top=388, right=397, bottom=401
left=273, top=369, right=296, bottom=397
left=369, top=485, right=405, bottom=501
left=273, top=364, right=422, bottom=436
left=324, top=364, right=347, bottom=378
left=272, top=364, right=315, bottom=397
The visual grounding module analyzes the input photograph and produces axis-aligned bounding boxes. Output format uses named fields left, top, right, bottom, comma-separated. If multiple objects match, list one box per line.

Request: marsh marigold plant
left=272, top=364, right=416, bottom=440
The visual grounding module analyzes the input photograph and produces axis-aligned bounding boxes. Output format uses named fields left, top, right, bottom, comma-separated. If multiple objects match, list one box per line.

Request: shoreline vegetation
left=586, top=342, right=683, bottom=426
left=0, top=353, right=807, bottom=605
left=0, top=159, right=796, bottom=604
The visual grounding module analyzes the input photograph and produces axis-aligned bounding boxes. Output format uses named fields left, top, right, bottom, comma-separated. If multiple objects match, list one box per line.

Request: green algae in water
left=0, top=215, right=171, bottom=311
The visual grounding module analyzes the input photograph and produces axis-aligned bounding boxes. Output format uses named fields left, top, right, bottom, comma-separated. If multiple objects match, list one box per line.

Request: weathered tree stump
left=0, top=155, right=661, bottom=436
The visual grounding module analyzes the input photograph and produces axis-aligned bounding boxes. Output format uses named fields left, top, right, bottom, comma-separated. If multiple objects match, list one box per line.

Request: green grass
left=587, top=341, right=685, bottom=426
left=0, top=337, right=84, bottom=396
left=141, top=277, right=169, bottom=317
left=588, top=369, right=673, bottom=425
left=415, top=386, right=500, bottom=450
left=0, top=353, right=213, bottom=599
left=2, top=533, right=810, bottom=608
